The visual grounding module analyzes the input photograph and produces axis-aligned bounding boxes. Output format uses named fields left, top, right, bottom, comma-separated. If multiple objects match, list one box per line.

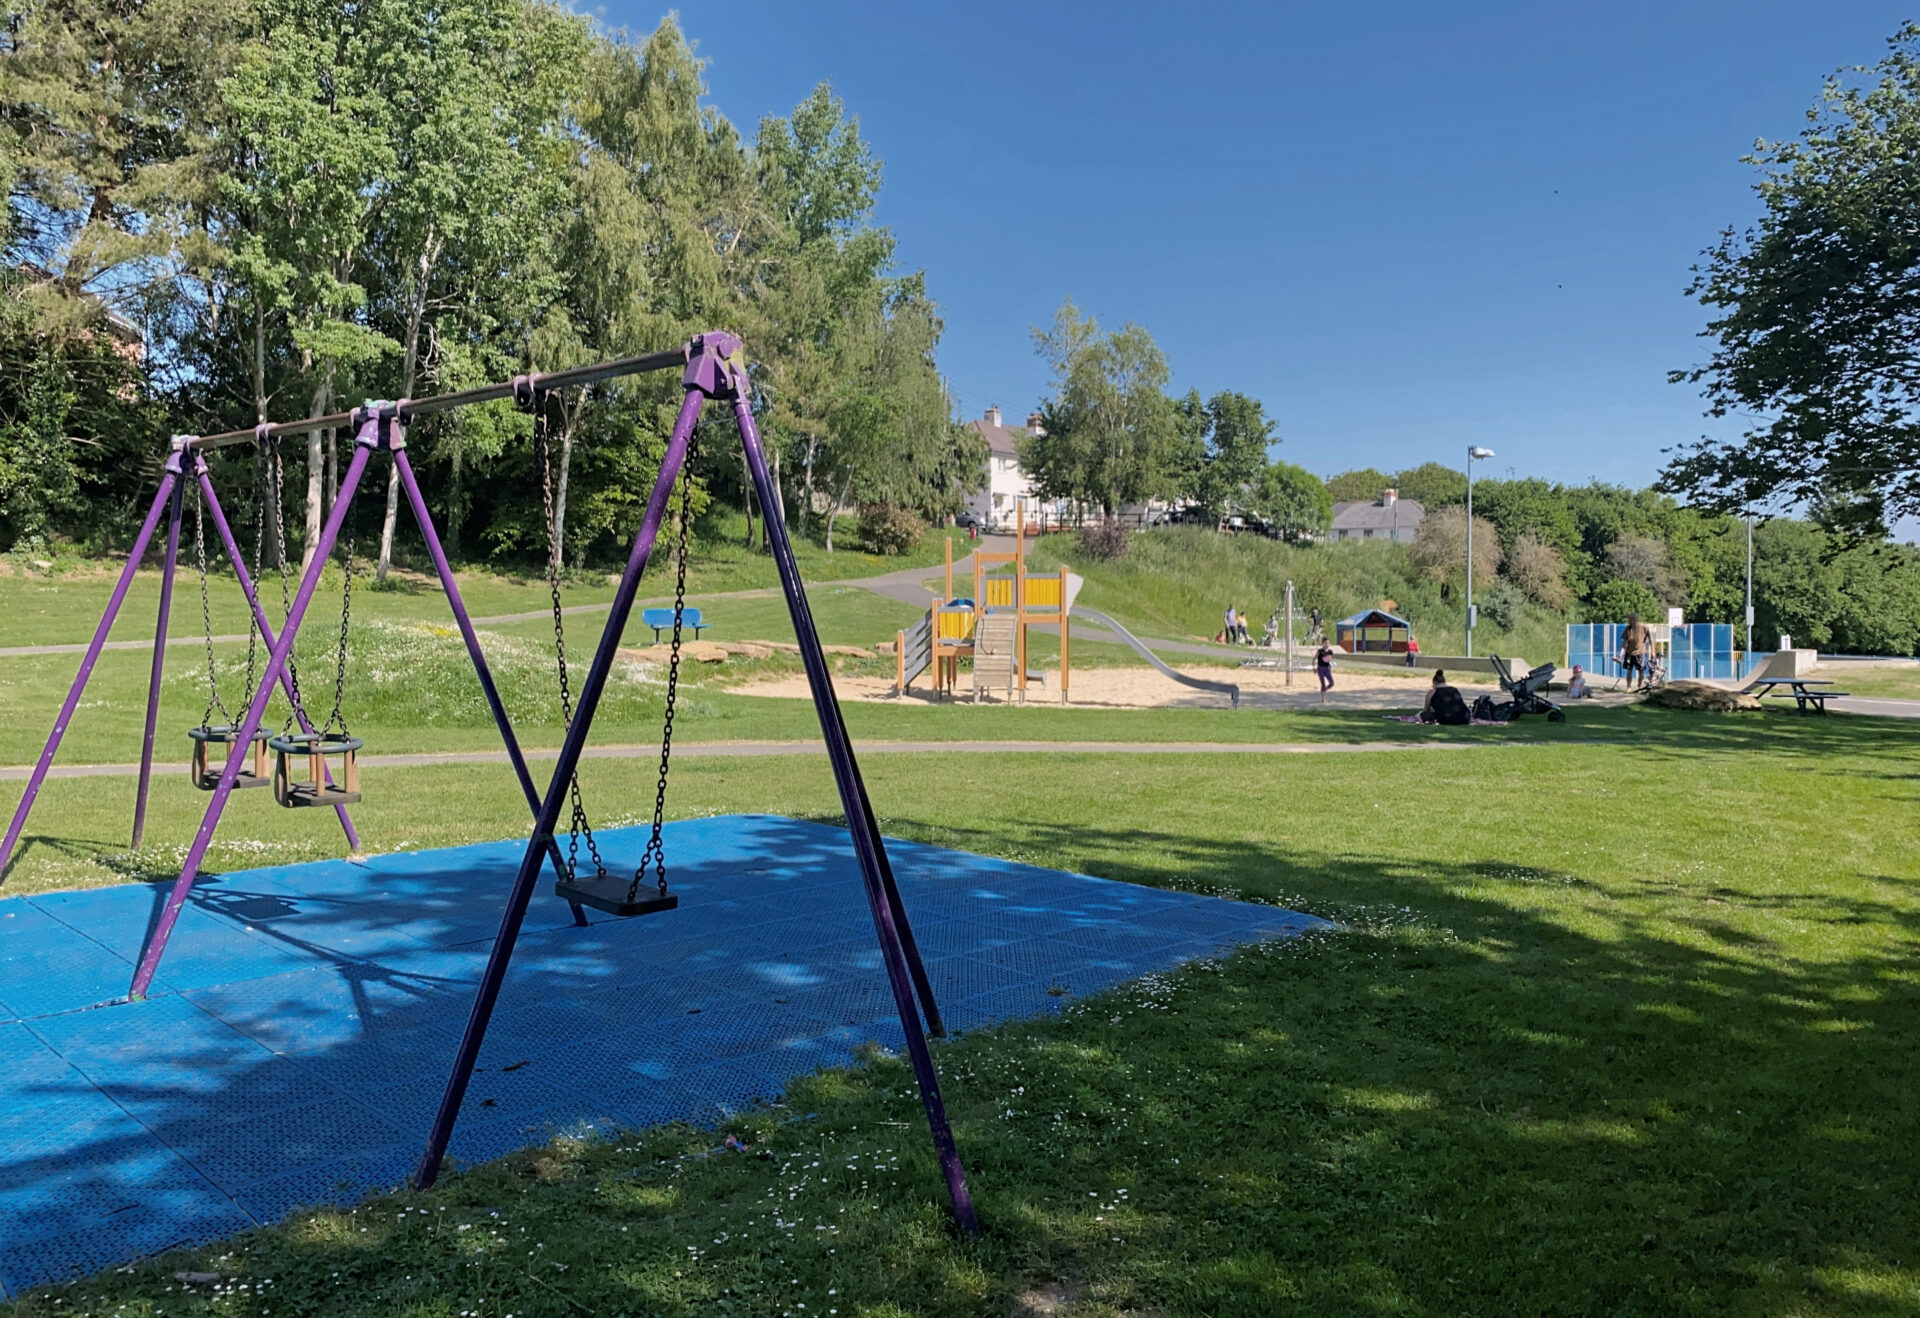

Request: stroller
left=1477, top=655, right=1566, bottom=723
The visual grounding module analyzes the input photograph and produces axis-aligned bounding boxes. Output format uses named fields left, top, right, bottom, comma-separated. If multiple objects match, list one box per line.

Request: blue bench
left=640, top=606, right=706, bottom=642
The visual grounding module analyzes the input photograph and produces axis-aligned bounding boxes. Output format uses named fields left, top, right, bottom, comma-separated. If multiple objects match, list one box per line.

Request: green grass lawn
left=0, top=515, right=951, bottom=650
left=2, top=710, right=1917, bottom=1316
left=1810, top=665, right=1920, bottom=700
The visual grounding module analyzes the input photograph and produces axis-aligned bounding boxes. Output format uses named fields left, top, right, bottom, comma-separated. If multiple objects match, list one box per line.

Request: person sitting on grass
left=1420, top=669, right=1470, bottom=725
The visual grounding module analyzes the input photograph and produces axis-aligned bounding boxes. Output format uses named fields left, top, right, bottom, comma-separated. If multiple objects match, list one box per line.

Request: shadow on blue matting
left=0, top=814, right=1325, bottom=1296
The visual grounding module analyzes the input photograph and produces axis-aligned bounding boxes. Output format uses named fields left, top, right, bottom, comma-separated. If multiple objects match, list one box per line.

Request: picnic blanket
left=1384, top=714, right=1508, bottom=727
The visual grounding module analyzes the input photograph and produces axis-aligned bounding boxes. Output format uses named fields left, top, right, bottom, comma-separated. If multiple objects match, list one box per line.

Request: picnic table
left=1750, top=676, right=1849, bottom=714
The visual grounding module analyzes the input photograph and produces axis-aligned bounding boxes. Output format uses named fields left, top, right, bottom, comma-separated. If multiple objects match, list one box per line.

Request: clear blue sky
left=601, top=0, right=1910, bottom=493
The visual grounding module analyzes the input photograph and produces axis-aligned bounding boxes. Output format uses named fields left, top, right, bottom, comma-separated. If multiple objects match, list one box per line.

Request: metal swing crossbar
left=0, top=332, right=978, bottom=1235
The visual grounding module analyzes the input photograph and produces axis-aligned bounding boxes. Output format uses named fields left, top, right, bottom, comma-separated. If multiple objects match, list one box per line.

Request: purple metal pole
left=390, top=447, right=582, bottom=920
left=194, top=457, right=360, bottom=852
left=130, top=451, right=187, bottom=850
left=414, top=384, right=705, bottom=1190
left=1, top=470, right=179, bottom=876
left=129, top=440, right=375, bottom=1000
left=730, top=375, right=979, bottom=1233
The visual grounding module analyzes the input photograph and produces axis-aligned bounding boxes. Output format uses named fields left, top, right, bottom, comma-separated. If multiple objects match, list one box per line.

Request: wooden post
left=1014, top=502, right=1027, bottom=694
left=1059, top=565, right=1070, bottom=704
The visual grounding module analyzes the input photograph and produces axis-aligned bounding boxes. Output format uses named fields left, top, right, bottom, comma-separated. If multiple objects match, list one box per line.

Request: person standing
left=1619, top=613, right=1654, bottom=690
left=1405, top=634, right=1420, bottom=668
left=1315, top=642, right=1334, bottom=703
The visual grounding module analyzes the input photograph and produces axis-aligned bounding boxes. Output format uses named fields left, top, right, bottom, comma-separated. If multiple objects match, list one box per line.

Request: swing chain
left=268, top=435, right=309, bottom=734
left=529, top=383, right=608, bottom=881
left=632, top=422, right=699, bottom=903
left=322, top=485, right=356, bottom=739
left=192, top=480, right=228, bottom=731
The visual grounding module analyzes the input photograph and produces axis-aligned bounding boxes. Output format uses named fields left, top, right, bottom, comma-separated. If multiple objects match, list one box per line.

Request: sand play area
left=732, top=661, right=1638, bottom=712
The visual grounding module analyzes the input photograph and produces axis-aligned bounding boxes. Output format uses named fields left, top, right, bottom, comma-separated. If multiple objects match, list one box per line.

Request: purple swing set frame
left=0, top=331, right=977, bottom=1233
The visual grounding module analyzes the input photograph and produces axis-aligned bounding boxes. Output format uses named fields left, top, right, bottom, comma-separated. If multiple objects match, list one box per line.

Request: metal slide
left=1071, top=607, right=1240, bottom=707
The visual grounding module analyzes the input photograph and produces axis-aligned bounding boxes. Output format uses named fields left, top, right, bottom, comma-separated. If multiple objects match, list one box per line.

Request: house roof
left=964, top=417, right=1026, bottom=458
left=1330, top=497, right=1424, bottom=531
left=1335, top=608, right=1412, bottom=630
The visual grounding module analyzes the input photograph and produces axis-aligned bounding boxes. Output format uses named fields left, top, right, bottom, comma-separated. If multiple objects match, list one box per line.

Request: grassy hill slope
left=1027, top=526, right=1568, bottom=663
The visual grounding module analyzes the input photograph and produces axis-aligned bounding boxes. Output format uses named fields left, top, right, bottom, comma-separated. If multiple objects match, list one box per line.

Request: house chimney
left=985, top=405, right=1002, bottom=428
left=1382, top=487, right=1398, bottom=506
left=1026, top=410, right=1045, bottom=436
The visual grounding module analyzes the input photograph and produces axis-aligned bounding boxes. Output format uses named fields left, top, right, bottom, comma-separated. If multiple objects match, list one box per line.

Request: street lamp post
left=1744, top=517, right=1754, bottom=658
left=1465, top=446, right=1495, bottom=657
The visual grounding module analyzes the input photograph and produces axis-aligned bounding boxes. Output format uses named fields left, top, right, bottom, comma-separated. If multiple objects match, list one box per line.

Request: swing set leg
left=196, top=457, right=360, bottom=852
left=131, top=468, right=186, bottom=851
left=734, top=384, right=977, bottom=1233
left=1, top=468, right=180, bottom=877
left=391, top=449, right=582, bottom=922
left=130, top=440, right=375, bottom=1000
left=415, top=335, right=974, bottom=1234
left=416, top=386, right=706, bottom=1189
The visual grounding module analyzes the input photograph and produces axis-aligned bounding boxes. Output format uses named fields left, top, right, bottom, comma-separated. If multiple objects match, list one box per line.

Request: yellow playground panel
left=891, top=503, right=1080, bottom=703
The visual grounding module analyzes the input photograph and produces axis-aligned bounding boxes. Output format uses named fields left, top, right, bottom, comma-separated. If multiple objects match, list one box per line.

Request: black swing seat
left=268, top=732, right=364, bottom=808
left=554, top=872, right=679, bottom=918
left=187, top=725, right=272, bottom=791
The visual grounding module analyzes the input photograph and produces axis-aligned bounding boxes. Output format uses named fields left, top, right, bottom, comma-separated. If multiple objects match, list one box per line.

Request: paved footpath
left=0, top=738, right=1500, bottom=781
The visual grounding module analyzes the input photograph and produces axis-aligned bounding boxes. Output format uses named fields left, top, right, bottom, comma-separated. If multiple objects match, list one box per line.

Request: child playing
left=1315, top=642, right=1334, bottom=703
left=1567, top=665, right=1590, bottom=699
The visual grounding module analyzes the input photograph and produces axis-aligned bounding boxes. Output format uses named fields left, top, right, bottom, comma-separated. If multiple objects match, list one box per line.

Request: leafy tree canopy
left=1665, top=21, right=1920, bottom=532
left=1325, top=468, right=1391, bottom=503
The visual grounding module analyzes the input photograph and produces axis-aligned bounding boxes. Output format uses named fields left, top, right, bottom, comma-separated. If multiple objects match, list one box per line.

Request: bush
left=1586, top=579, right=1662, bottom=624
left=857, top=505, right=924, bottom=556
left=1476, top=578, right=1526, bottom=631
left=1507, top=534, right=1572, bottom=609
left=1078, top=517, right=1130, bottom=561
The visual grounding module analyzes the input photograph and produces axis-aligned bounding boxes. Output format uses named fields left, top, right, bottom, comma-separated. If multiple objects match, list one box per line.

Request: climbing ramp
left=0, top=815, right=1325, bottom=1296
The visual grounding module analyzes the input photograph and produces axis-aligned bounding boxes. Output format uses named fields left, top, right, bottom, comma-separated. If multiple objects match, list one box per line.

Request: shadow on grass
left=875, top=815, right=1920, bottom=1315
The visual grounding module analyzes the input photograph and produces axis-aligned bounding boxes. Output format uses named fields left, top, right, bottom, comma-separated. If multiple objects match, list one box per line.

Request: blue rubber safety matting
left=0, top=814, right=1326, bottom=1296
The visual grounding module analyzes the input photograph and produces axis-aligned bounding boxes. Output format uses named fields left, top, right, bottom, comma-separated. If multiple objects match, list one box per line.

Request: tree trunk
left=301, top=372, right=330, bottom=569
left=553, top=413, right=577, bottom=573
left=447, top=441, right=463, bottom=559
left=740, top=451, right=756, bottom=548
left=377, top=231, right=438, bottom=581
left=253, top=303, right=283, bottom=570
left=798, top=432, right=818, bottom=539
left=761, top=446, right=785, bottom=551
left=824, top=472, right=853, bottom=553
left=325, top=430, right=337, bottom=517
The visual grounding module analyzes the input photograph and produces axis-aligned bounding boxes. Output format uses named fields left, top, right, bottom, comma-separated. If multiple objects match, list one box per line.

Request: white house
left=1329, top=488, right=1424, bottom=543
left=964, top=406, right=1050, bottom=531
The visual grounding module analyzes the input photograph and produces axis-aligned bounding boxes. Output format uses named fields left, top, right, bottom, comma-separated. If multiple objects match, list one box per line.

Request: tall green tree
left=1325, top=468, right=1392, bottom=502
left=1023, top=300, right=1178, bottom=519
left=1666, top=21, right=1920, bottom=532
left=1247, top=459, right=1331, bottom=541
left=1192, top=390, right=1275, bottom=525
left=1390, top=462, right=1467, bottom=508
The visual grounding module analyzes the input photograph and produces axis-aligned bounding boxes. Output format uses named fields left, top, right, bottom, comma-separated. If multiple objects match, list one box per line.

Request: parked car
left=952, top=509, right=983, bottom=534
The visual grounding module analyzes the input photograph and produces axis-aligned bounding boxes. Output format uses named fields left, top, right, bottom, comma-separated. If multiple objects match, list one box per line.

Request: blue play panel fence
left=0, top=815, right=1325, bottom=1296
left=1566, top=623, right=1764, bottom=683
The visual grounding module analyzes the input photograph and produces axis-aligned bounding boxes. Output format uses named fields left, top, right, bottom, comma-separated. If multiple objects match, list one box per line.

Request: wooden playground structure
left=891, top=504, right=1080, bottom=703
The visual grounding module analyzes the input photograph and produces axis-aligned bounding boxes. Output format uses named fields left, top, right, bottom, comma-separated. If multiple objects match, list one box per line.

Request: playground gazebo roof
left=1335, top=608, right=1413, bottom=654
